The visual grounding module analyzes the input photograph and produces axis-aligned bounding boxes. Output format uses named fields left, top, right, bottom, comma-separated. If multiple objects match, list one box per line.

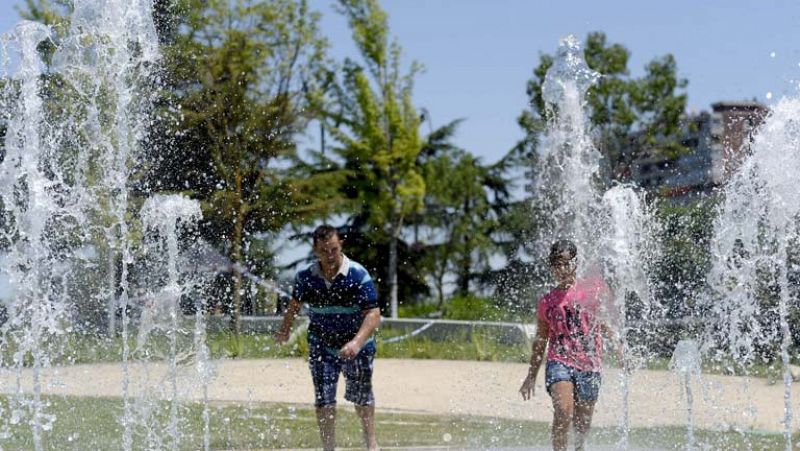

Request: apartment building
left=629, top=101, right=768, bottom=201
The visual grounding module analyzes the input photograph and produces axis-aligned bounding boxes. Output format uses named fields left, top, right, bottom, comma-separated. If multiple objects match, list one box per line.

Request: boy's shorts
left=309, top=339, right=375, bottom=407
left=545, top=360, right=601, bottom=403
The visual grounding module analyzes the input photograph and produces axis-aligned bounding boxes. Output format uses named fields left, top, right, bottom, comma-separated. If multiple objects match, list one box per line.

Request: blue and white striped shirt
left=293, top=255, right=379, bottom=349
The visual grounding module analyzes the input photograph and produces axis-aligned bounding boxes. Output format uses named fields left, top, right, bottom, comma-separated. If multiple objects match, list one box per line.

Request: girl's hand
left=519, top=374, right=536, bottom=400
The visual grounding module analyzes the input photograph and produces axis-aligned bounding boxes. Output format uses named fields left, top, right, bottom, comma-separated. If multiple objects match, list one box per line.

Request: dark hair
left=548, top=239, right=577, bottom=264
left=312, top=224, right=341, bottom=246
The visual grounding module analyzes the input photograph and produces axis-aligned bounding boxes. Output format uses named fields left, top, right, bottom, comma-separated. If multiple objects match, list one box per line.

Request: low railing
left=205, top=316, right=536, bottom=345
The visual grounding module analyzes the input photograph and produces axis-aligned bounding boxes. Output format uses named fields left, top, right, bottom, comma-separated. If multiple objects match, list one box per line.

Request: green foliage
left=206, top=329, right=309, bottom=358
left=419, top=146, right=511, bottom=303
left=639, top=197, right=716, bottom=356
left=17, top=0, right=71, bottom=64
left=653, top=198, right=716, bottom=310
left=326, top=0, right=426, bottom=224
left=305, top=0, right=429, bottom=312
left=518, top=31, right=689, bottom=177
left=18, top=0, right=70, bottom=26
left=145, top=0, right=333, bottom=332
left=488, top=199, right=552, bottom=310
left=156, top=0, right=330, bottom=224
left=442, top=294, right=505, bottom=321
left=375, top=323, right=530, bottom=362
left=17, top=0, right=178, bottom=333
left=219, top=332, right=244, bottom=358
left=397, top=302, right=439, bottom=318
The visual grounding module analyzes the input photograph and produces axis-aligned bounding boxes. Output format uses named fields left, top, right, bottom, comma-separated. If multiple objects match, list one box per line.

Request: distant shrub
left=398, top=302, right=440, bottom=318
left=443, top=294, right=505, bottom=321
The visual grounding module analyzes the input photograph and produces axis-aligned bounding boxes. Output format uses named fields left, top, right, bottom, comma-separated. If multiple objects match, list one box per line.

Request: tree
left=146, top=0, right=331, bottom=335
left=323, top=0, right=426, bottom=318
left=420, top=147, right=510, bottom=306
left=518, top=32, right=688, bottom=182
left=17, top=0, right=171, bottom=334
left=500, top=32, right=689, bottom=303
left=484, top=197, right=552, bottom=315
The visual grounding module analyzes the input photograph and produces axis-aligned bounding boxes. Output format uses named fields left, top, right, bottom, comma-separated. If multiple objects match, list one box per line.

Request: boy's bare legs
left=355, top=404, right=378, bottom=450
left=315, top=405, right=336, bottom=451
left=549, top=381, right=575, bottom=451
left=573, top=401, right=595, bottom=451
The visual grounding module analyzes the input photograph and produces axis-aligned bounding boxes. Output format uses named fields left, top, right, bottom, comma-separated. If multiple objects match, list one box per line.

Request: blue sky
left=2, top=0, right=799, bottom=165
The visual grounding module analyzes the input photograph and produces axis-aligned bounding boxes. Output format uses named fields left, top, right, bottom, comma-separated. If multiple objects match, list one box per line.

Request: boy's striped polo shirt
left=293, top=255, right=379, bottom=352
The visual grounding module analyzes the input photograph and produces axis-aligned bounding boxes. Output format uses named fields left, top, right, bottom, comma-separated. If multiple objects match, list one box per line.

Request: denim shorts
left=545, top=360, right=601, bottom=403
left=309, top=339, right=375, bottom=407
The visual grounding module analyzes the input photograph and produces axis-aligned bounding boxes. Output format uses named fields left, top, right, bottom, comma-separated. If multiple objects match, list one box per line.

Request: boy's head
left=312, top=225, right=343, bottom=269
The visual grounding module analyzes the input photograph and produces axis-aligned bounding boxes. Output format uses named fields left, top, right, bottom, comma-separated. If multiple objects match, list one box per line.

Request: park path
left=0, top=358, right=792, bottom=433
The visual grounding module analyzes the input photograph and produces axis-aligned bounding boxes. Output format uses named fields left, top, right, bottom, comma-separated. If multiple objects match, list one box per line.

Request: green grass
left=18, top=327, right=530, bottom=365
left=635, top=355, right=789, bottom=380
left=398, top=295, right=538, bottom=323
left=4, top=329, right=789, bottom=382
left=203, top=326, right=533, bottom=362
left=0, top=395, right=789, bottom=450
left=377, top=327, right=530, bottom=362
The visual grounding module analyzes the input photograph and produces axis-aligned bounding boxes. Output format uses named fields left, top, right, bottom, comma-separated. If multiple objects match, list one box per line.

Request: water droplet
left=770, top=51, right=777, bottom=58
left=766, top=92, right=773, bottom=100
left=442, top=432, right=452, bottom=442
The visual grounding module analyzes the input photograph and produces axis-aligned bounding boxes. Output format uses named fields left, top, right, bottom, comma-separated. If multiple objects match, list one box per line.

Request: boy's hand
left=274, top=329, right=290, bottom=345
left=338, top=339, right=362, bottom=359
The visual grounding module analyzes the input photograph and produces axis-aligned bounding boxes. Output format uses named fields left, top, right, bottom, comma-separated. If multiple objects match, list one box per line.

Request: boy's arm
left=339, top=307, right=381, bottom=359
left=275, top=298, right=302, bottom=344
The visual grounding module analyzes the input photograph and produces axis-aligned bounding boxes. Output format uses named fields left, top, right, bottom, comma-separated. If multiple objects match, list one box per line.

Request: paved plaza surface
left=0, top=357, right=792, bottom=435
left=254, top=448, right=667, bottom=451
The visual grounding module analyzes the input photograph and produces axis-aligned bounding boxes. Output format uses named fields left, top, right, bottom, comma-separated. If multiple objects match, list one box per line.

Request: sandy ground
left=0, top=358, right=794, bottom=433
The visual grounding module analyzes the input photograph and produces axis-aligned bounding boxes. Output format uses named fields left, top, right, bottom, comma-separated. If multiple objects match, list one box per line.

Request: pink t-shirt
left=537, top=277, right=611, bottom=372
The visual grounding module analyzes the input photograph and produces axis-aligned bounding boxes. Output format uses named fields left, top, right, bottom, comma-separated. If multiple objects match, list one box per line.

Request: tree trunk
left=457, top=198, right=472, bottom=296
left=435, top=273, right=445, bottom=310
left=388, top=220, right=399, bottom=319
left=107, top=250, right=117, bottom=336
left=457, top=251, right=471, bottom=296
left=230, top=172, right=245, bottom=336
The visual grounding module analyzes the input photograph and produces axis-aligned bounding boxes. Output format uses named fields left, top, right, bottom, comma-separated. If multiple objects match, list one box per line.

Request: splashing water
left=53, top=1, right=161, bottom=447
left=534, top=35, right=663, bottom=449
left=669, top=339, right=702, bottom=451
left=601, top=185, right=663, bottom=447
left=0, top=21, right=62, bottom=451
left=535, top=35, right=605, bottom=269
left=542, top=35, right=601, bottom=108
left=706, top=97, right=800, bottom=450
left=135, top=194, right=203, bottom=451
left=0, top=1, right=213, bottom=449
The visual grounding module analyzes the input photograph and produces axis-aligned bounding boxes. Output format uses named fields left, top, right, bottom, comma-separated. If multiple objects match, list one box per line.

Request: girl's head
left=548, top=239, right=577, bottom=287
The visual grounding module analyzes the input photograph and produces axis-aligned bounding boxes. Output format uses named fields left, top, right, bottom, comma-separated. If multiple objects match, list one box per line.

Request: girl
left=519, top=239, right=618, bottom=451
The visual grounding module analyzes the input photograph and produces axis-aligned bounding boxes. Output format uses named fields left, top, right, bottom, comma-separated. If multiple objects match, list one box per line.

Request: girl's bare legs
left=549, top=381, right=575, bottom=451
left=573, top=400, right=596, bottom=451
